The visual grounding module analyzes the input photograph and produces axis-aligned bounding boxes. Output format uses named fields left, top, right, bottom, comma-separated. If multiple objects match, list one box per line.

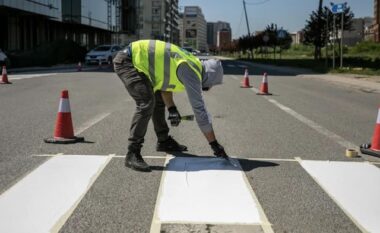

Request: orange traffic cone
left=360, top=106, right=380, bottom=157
left=77, top=62, right=82, bottom=72
left=1, top=66, right=11, bottom=84
left=257, top=72, right=272, bottom=95
left=44, top=90, right=84, bottom=144
left=240, top=68, right=252, bottom=88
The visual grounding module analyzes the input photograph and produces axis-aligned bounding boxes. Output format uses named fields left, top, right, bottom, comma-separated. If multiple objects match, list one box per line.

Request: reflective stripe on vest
left=131, top=40, right=202, bottom=92
left=162, top=42, right=174, bottom=90
left=148, top=40, right=156, bottom=85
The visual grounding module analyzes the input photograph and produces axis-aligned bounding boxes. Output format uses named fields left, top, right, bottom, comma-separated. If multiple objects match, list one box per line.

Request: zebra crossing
left=0, top=154, right=379, bottom=233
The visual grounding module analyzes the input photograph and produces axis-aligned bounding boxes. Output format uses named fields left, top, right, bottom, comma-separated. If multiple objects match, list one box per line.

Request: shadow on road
left=150, top=152, right=278, bottom=172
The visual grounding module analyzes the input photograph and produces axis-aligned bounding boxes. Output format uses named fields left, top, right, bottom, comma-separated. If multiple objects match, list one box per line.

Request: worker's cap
left=201, top=59, right=224, bottom=90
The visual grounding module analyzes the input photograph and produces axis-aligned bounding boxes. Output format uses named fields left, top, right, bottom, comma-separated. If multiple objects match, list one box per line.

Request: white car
left=0, top=49, right=9, bottom=66
left=85, top=45, right=122, bottom=65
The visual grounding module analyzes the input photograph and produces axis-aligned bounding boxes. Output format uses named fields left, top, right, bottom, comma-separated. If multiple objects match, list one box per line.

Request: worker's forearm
left=203, top=130, right=216, bottom=143
left=160, top=91, right=175, bottom=108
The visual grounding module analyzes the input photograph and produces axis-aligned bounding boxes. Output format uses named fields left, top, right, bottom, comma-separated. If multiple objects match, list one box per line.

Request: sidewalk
left=235, top=59, right=380, bottom=94
left=300, top=73, right=380, bottom=93
left=7, top=63, right=107, bottom=74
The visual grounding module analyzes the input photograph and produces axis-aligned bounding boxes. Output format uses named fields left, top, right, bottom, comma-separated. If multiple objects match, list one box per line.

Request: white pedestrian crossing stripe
left=153, top=157, right=270, bottom=226
left=2, top=155, right=380, bottom=233
left=300, top=160, right=380, bottom=233
left=0, top=155, right=110, bottom=233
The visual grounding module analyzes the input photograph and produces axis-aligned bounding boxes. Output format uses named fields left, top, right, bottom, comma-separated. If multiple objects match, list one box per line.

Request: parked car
left=85, top=45, right=122, bottom=65
left=0, top=49, right=10, bottom=67
left=182, top=47, right=199, bottom=55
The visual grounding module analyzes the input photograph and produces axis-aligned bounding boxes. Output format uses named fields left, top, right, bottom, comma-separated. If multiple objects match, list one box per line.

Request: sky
left=179, top=0, right=374, bottom=39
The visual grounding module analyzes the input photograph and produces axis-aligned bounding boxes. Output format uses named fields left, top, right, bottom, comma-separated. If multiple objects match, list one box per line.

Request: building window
left=152, top=16, right=160, bottom=22
left=153, top=8, right=160, bottom=15
left=152, top=23, right=160, bottom=30
left=152, top=1, right=161, bottom=7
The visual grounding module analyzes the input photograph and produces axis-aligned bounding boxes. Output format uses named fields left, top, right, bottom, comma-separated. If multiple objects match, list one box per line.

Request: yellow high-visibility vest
left=131, top=40, right=202, bottom=92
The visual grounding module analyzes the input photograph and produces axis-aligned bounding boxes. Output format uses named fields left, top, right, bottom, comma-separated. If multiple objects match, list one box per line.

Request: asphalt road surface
left=0, top=59, right=379, bottom=233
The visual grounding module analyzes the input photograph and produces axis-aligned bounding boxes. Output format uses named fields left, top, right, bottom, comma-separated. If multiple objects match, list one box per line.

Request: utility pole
left=340, top=10, right=344, bottom=68
left=243, top=0, right=251, bottom=36
left=332, top=14, right=335, bottom=69
left=325, top=10, right=329, bottom=69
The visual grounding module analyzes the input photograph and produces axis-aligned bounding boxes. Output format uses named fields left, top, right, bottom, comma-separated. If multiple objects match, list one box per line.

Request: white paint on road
left=0, top=155, right=111, bottom=233
left=266, top=98, right=357, bottom=149
left=9, top=73, right=58, bottom=80
left=75, top=112, right=111, bottom=135
left=232, top=75, right=358, bottom=150
left=155, top=157, right=269, bottom=226
left=299, top=160, right=380, bottom=233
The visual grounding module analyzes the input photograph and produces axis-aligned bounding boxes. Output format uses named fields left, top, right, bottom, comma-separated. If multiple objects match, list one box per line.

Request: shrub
left=8, top=40, right=87, bottom=68
left=348, top=41, right=380, bottom=58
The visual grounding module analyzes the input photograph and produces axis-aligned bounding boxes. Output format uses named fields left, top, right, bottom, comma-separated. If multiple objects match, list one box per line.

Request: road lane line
left=75, top=112, right=111, bottom=135
left=152, top=156, right=269, bottom=228
left=297, top=158, right=380, bottom=233
left=266, top=98, right=356, bottom=149
left=9, top=73, right=58, bottom=80
left=0, top=154, right=112, bottom=233
left=231, top=75, right=358, bottom=150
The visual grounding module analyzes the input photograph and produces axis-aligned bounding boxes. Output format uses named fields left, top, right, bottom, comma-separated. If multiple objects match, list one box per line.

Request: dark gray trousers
left=113, top=52, right=169, bottom=148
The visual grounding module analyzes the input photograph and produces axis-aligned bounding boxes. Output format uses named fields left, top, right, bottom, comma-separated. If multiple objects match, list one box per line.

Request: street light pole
left=243, top=0, right=251, bottom=36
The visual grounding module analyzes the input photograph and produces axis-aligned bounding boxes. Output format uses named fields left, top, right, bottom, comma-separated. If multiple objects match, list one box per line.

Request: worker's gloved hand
left=168, top=106, right=181, bottom=127
left=209, top=140, right=228, bottom=157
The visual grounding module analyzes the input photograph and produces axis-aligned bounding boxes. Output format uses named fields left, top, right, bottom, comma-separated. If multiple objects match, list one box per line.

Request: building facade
left=217, top=29, right=232, bottom=51
left=181, top=6, right=207, bottom=52
left=0, top=0, right=118, bottom=51
left=206, top=22, right=215, bottom=50
left=207, top=21, right=231, bottom=51
left=290, top=31, right=304, bottom=45
left=117, top=0, right=179, bottom=45
left=343, top=17, right=373, bottom=45
left=0, top=0, right=180, bottom=52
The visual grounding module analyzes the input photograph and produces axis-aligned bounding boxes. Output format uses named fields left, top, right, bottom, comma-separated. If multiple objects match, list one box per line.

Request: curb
left=227, top=58, right=380, bottom=93
left=8, top=64, right=109, bottom=74
left=300, top=74, right=380, bottom=93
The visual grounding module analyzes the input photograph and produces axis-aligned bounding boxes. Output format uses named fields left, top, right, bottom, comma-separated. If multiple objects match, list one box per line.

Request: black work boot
left=125, top=144, right=151, bottom=172
left=156, top=136, right=188, bottom=152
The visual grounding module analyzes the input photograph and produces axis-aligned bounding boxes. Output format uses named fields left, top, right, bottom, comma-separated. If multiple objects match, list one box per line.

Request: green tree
left=262, top=23, right=292, bottom=59
left=303, top=2, right=354, bottom=60
left=303, top=0, right=324, bottom=60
